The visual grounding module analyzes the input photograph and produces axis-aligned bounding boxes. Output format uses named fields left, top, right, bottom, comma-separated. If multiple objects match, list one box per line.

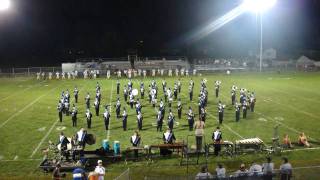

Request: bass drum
left=85, top=134, right=96, bottom=145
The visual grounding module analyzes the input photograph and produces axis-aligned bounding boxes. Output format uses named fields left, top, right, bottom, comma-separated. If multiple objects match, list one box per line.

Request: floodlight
left=243, top=0, right=277, bottom=13
left=0, top=0, right=10, bottom=11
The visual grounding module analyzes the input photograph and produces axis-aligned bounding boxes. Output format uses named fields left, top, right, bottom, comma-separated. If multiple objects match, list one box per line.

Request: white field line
left=282, top=147, right=320, bottom=153
left=29, top=119, right=59, bottom=158
left=29, top=84, right=86, bottom=158
left=0, top=80, right=45, bottom=102
left=255, top=111, right=318, bottom=142
left=0, top=85, right=59, bottom=128
left=258, top=95, right=319, bottom=120
left=0, top=158, right=42, bottom=162
left=106, top=80, right=114, bottom=140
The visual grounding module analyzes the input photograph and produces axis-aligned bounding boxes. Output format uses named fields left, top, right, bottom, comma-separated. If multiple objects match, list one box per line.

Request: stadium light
left=242, top=0, right=277, bottom=72
left=0, top=0, right=10, bottom=11
left=243, top=0, right=277, bottom=13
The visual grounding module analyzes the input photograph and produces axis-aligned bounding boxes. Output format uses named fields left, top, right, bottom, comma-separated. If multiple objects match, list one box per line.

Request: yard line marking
left=0, top=80, right=45, bottom=102
left=30, top=118, right=59, bottom=158
left=107, top=80, right=114, bottom=140
left=29, top=84, right=86, bottom=158
left=256, top=111, right=318, bottom=142
left=282, top=147, right=320, bottom=152
left=0, top=85, right=59, bottom=128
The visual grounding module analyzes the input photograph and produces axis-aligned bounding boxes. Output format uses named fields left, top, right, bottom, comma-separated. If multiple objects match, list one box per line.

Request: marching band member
left=85, top=92, right=90, bottom=109
left=62, top=72, right=65, bottom=79
left=64, top=99, right=70, bottom=116
left=123, top=85, right=128, bottom=102
left=194, top=118, right=205, bottom=152
left=137, top=111, right=143, bottom=130
left=117, top=70, right=121, bottom=78
left=36, top=72, right=41, bottom=80
left=235, top=102, right=241, bottom=122
left=177, top=98, right=182, bottom=119
left=189, top=85, right=193, bottom=101
left=129, top=92, right=134, bottom=109
left=242, top=100, right=248, bottom=119
left=67, top=72, right=71, bottom=79
left=175, top=68, right=179, bottom=77
left=58, top=132, right=70, bottom=161
left=212, top=127, right=222, bottom=156
left=167, top=110, right=175, bottom=130
left=130, top=131, right=141, bottom=158
left=48, top=72, right=52, bottom=80
left=187, top=107, right=195, bottom=131
left=85, top=109, right=93, bottom=129
left=96, top=90, right=101, bottom=104
left=41, top=72, right=45, bottom=80
left=193, top=69, right=197, bottom=76
left=65, top=90, right=70, bottom=103
left=185, top=69, right=189, bottom=77
left=71, top=104, right=78, bottom=127
left=76, top=128, right=87, bottom=149
left=162, top=79, right=167, bottom=93
left=168, top=88, right=173, bottom=108
left=107, top=70, right=110, bottom=79
left=163, top=129, right=176, bottom=144
left=57, top=100, right=63, bottom=122
left=96, top=82, right=101, bottom=92
left=74, top=87, right=79, bottom=103
left=56, top=71, right=60, bottom=79
left=103, top=107, right=110, bottom=131
left=200, top=107, right=206, bottom=122
left=231, top=85, right=237, bottom=105
left=138, top=69, right=142, bottom=76
left=215, top=81, right=221, bottom=98
left=116, top=80, right=120, bottom=95
left=177, top=79, right=181, bottom=93
left=249, top=92, right=256, bottom=112
left=189, top=78, right=194, bottom=88
left=94, top=98, right=100, bottom=116
left=143, top=69, right=147, bottom=78
left=135, top=99, right=142, bottom=115
left=173, top=83, right=178, bottom=100
left=115, top=98, right=121, bottom=118
left=156, top=109, right=163, bottom=132
left=168, top=69, right=172, bottom=77
left=122, top=108, right=128, bottom=131
left=218, top=101, right=225, bottom=124
left=140, top=82, right=144, bottom=99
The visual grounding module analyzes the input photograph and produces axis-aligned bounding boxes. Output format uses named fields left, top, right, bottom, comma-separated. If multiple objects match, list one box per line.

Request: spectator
left=215, top=163, right=226, bottom=179
left=52, top=163, right=66, bottom=180
left=280, top=157, right=292, bottom=180
left=94, top=160, right=105, bottom=180
left=249, top=161, right=263, bottom=176
left=234, top=163, right=248, bottom=177
left=72, top=168, right=86, bottom=180
left=283, top=134, right=293, bottom=148
left=262, top=157, right=274, bottom=178
left=195, top=166, right=213, bottom=180
left=298, top=132, right=310, bottom=147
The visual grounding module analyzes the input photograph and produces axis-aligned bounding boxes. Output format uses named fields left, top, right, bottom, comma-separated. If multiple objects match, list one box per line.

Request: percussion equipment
left=235, top=138, right=264, bottom=153
left=57, top=137, right=72, bottom=151
left=113, top=141, right=120, bottom=155
left=132, top=89, right=138, bottom=96
left=85, top=134, right=96, bottom=145
left=102, top=139, right=110, bottom=151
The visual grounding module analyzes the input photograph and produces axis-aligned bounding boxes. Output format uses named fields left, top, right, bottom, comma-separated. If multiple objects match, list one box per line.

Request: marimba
left=235, top=138, right=264, bottom=153
left=149, top=142, right=186, bottom=157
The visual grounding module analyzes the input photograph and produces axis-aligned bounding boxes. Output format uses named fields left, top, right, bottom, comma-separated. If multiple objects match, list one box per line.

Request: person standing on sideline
left=194, top=118, right=205, bottom=152
left=212, top=127, right=222, bottom=156
left=280, top=157, right=292, bottom=180
left=116, top=79, right=120, bottom=95
left=94, top=160, right=105, bottom=180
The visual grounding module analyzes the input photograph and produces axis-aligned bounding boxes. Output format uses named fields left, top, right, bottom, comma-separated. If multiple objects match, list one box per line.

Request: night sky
left=0, top=0, right=319, bottom=67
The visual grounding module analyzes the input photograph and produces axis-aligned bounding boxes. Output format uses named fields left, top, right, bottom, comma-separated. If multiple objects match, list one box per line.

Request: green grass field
left=0, top=72, right=320, bottom=179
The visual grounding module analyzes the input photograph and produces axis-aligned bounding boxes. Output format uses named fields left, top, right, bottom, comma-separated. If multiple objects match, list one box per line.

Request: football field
left=0, top=71, right=320, bottom=179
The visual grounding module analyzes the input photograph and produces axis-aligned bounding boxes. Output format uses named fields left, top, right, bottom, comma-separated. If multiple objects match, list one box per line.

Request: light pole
left=242, top=0, right=277, bottom=72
